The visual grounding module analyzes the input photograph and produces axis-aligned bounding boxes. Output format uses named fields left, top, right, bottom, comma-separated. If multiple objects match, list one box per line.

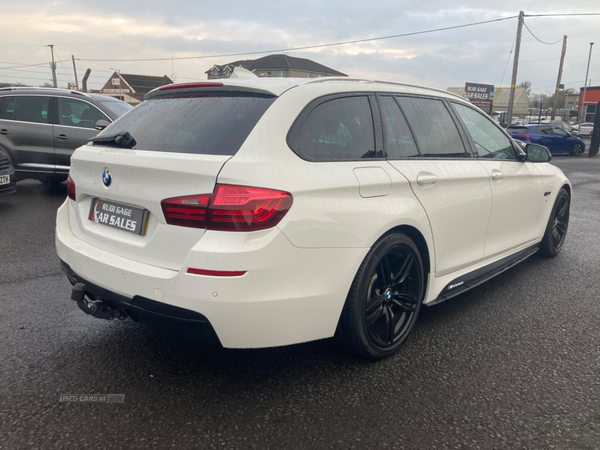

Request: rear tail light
left=161, top=194, right=211, bottom=229
left=67, top=175, right=76, bottom=201
left=161, top=185, right=292, bottom=232
left=209, top=185, right=293, bottom=231
left=516, top=134, right=530, bottom=139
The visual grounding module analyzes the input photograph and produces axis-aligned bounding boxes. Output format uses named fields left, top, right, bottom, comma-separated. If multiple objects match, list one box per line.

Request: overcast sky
left=1, top=1, right=599, bottom=94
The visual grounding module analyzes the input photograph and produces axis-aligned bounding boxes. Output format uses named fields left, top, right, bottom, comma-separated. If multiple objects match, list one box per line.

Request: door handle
left=492, top=170, right=505, bottom=181
left=0, top=129, right=8, bottom=135
left=56, top=134, right=68, bottom=140
left=416, top=173, right=439, bottom=187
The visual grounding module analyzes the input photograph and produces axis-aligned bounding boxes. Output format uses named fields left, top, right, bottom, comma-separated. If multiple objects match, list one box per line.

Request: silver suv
left=0, top=88, right=132, bottom=185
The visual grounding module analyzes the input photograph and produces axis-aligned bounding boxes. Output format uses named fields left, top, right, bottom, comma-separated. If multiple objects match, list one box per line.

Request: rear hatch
left=68, top=86, right=277, bottom=270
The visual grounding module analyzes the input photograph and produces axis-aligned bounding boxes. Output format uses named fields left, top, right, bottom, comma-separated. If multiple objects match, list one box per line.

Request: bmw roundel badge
left=102, top=169, right=112, bottom=187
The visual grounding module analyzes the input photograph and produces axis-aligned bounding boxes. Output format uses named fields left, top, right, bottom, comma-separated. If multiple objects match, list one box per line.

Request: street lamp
left=579, top=42, right=594, bottom=121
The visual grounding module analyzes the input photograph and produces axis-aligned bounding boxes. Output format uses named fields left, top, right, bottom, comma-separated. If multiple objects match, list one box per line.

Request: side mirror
left=525, top=143, right=552, bottom=162
left=95, top=119, right=110, bottom=131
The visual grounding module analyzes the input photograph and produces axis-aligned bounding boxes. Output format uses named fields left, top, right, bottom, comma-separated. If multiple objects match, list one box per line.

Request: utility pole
left=579, top=42, right=594, bottom=121
left=46, top=44, right=57, bottom=88
left=507, top=11, right=524, bottom=127
left=72, top=55, right=79, bottom=90
left=551, top=36, right=567, bottom=120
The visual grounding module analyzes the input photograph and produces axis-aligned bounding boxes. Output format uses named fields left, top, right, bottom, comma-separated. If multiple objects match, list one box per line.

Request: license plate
left=0, top=175, right=9, bottom=186
left=89, top=198, right=149, bottom=235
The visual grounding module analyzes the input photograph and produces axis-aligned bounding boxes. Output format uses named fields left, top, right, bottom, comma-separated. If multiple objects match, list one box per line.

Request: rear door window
left=0, top=97, right=16, bottom=120
left=14, top=96, right=50, bottom=124
left=291, top=95, right=378, bottom=161
left=396, top=97, right=468, bottom=158
left=94, top=92, right=276, bottom=155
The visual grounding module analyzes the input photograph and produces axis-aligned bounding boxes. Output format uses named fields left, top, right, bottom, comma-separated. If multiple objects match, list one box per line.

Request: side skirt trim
left=429, top=244, right=539, bottom=306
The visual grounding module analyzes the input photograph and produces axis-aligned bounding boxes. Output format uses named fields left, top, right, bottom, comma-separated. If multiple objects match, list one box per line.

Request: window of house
left=292, top=96, right=377, bottom=161
left=397, top=97, right=468, bottom=158
left=278, top=71, right=285, bottom=77
left=585, top=104, right=597, bottom=123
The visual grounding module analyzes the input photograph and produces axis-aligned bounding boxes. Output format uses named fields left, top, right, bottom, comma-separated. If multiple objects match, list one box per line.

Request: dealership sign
left=465, top=83, right=494, bottom=105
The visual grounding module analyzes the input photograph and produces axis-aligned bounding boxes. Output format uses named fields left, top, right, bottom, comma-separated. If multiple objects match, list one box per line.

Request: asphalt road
left=1, top=157, right=599, bottom=450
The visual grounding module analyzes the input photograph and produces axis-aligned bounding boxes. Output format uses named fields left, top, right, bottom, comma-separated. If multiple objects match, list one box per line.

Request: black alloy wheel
left=337, top=233, right=424, bottom=359
left=571, top=142, right=584, bottom=156
left=539, top=189, right=570, bottom=257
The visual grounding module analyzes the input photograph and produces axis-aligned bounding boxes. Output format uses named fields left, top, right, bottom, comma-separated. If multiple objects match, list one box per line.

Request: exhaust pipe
left=71, top=283, right=128, bottom=320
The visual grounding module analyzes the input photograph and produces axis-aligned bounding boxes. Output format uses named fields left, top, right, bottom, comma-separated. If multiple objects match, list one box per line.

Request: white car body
left=56, top=77, right=571, bottom=354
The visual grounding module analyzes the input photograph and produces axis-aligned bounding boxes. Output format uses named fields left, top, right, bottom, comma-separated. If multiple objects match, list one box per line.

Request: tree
left=546, top=88, right=576, bottom=111
left=518, top=80, right=532, bottom=97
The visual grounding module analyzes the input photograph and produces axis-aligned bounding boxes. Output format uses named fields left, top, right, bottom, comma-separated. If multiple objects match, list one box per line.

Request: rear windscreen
left=94, top=92, right=276, bottom=155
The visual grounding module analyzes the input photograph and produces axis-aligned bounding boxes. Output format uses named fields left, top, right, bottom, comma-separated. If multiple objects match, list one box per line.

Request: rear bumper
left=56, top=199, right=367, bottom=348
left=60, top=260, right=221, bottom=345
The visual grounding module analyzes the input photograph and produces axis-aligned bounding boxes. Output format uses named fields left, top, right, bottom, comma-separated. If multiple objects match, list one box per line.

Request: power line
left=525, top=13, right=600, bottom=17
left=0, top=59, right=70, bottom=70
left=499, top=30, right=518, bottom=87
left=77, top=15, right=519, bottom=63
left=522, top=21, right=562, bottom=45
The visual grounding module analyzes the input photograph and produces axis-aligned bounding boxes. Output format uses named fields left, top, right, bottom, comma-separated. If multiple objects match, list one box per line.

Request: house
left=579, top=86, right=599, bottom=123
left=98, top=72, right=173, bottom=104
left=206, top=54, right=346, bottom=80
left=447, top=87, right=530, bottom=118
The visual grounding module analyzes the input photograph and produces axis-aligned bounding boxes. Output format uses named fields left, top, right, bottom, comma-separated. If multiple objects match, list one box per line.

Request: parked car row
left=0, top=87, right=132, bottom=186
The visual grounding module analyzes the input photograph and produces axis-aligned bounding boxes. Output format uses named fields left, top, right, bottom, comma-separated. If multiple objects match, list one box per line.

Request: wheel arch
left=381, top=224, right=431, bottom=280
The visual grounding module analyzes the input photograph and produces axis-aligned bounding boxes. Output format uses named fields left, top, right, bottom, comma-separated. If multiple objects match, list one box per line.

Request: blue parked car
left=506, top=124, right=585, bottom=156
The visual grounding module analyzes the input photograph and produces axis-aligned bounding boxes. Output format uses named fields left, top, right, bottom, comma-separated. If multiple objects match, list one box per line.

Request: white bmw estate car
left=56, top=76, right=571, bottom=359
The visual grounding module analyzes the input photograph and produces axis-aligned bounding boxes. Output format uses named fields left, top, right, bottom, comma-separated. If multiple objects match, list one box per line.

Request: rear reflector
left=159, top=82, right=224, bottom=91
left=161, top=185, right=292, bottom=232
left=161, top=194, right=211, bottom=229
left=67, top=175, right=76, bottom=201
left=187, top=268, right=246, bottom=277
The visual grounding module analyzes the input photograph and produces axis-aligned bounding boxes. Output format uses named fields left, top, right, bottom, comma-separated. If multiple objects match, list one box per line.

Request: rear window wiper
left=90, top=131, right=137, bottom=149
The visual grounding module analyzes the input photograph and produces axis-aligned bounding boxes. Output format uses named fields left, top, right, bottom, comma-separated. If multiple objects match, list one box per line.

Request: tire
left=336, top=233, right=425, bottom=359
left=571, top=142, right=584, bottom=156
left=539, top=189, right=570, bottom=257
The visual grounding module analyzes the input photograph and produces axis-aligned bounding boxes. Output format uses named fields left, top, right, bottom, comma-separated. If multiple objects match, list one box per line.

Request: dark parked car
left=507, top=123, right=585, bottom=156
left=0, top=88, right=132, bottom=185
left=0, top=148, right=16, bottom=196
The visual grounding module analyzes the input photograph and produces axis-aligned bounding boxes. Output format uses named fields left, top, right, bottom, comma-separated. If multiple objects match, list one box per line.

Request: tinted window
left=15, top=96, right=49, bottom=124
left=58, top=98, right=108, bottom=129
left=98, top=99, right=133, bottom=118
left=452, top=103, right=516, bottom=160
left=551, top=126, right=568, bottom=136
left=378, top=96, right=419, bottom=158
left=294, top=96, right=377, bottom=160
left=95, top=92, right=275, bottom=155
left=536, top=126, right=553, bottom=135
left=397, top=97, right=467, bottom=158
left=507, top=126, right=529, bottom=134
left=0, top=97, right=16, bottom=120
